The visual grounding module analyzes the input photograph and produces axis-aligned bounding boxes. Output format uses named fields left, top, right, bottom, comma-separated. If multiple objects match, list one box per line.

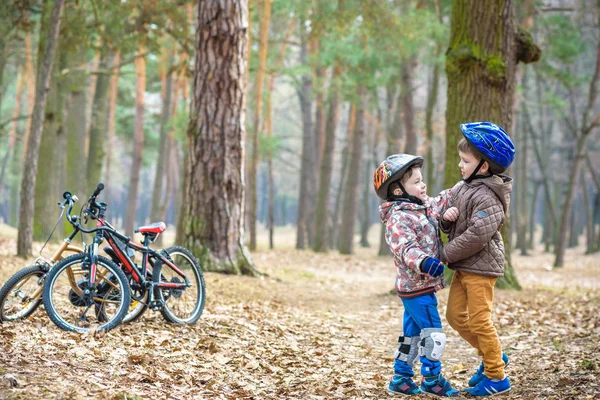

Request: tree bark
left=150, top=44, right=174, bottom=233
left=425, top=51, right=441, bottom=191
left=125, top=44, right=146, bottom=237
left=313, top=64, right=342, bottom=252
left=17, top=0, right=65, bottom=256
left=400, top=57, right=417, bottom=155
left=105, top=51, right=121, bottom=200
left=339, top=86, right=367, bottom=255
left=445, top=0, right=540, bottom=289
left=182, top=0, right=256, bottom=275
left=86, top=53, right=112, bottom=194
left=248, top=0, right=272, bottom=251
left=332, top=104, right=356, bottom=246
left=295, top=25, right=313, bottom=249
left=65, top=47, right=88, bottom=200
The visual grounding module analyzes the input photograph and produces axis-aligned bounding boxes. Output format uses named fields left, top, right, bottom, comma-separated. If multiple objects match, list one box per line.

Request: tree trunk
left=125, top=44, right=146, bottom=237
left=527, top=181, right=540, bottom=250
left=378, top=80, right=401, bottom=257
left=17, top=0, right=65, bottom=257
left=425, top=51, right=441, bottom=191
left=248, top=0, right=272, bottom=251
left=295, top=27, right=313, bottom=250
left=339, top=86, right=367, bottom=255
left=445, top=0, right=539, bottom=289
left=516, top=107, right=529, bottom=255
left=182, top=0, right=256, bottom=275
left=33, top=44, right=66, bottom=241
left=400, top=57, right=417, bottom=155
left=308, top=57, right=326, bottom=247
left=582, top=170, right=594, bottom=253
left=65, top=47, right=88, bottom=200
left=86, top=53, right=112, bottom=194
left=313, top=64, right=342, bottom=252
left=105, top=51, right=121, bottom=200
left=332, top=104, right=356, bottom=246
left=150, top=45, right=174, bottom=232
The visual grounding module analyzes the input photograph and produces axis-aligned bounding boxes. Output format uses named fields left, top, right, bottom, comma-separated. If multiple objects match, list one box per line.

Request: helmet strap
left=464, top=160, right=493, bottom=183
left=389, top=182, right=423, bottom=205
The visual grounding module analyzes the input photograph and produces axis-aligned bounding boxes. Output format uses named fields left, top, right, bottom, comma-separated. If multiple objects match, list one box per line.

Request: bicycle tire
left=153, top=246, right=206, bottom=324
left=0, top=265, right=46, bottom=322
left=43, top=254, right=130, bottom=333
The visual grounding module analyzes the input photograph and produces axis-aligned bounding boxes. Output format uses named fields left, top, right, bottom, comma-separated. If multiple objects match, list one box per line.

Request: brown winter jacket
left=439, top=175, right=513, bottom=277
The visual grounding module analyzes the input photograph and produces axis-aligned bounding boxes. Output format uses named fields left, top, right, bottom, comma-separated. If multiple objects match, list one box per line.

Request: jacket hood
left=379, top=199, right=429, bottom=224
left=468, top=175, right=513, bottom=212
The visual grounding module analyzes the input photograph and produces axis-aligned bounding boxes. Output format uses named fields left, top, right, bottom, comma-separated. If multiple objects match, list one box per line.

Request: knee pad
left=419, top=328, right=446, bottom=361
left=393, top=335, right=421, bottom=366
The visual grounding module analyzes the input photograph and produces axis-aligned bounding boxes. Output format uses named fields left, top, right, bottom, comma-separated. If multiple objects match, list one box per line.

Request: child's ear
left=481, top=161, right=490, bottom=174
left=393, top=188, right=402, bottom=195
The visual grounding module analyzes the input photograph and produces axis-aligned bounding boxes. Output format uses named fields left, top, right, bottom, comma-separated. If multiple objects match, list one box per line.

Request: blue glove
left=420, top=257, right=445, bottom=277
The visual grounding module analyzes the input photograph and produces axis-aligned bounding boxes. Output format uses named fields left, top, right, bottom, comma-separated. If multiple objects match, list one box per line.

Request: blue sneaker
left=388, top=375, right=422, bottom=396
left=468, top=353, right=510, bottom=387
left=420, top=374, right=460, bottom=397
left=464, top=376, right=511, bottom=396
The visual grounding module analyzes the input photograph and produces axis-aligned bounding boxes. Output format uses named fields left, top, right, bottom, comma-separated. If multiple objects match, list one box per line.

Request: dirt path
left=0, top=237, right=599, bottom=399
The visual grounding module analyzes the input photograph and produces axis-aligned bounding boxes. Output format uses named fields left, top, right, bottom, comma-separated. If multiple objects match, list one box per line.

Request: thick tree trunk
left=17, top=0, right=65, bottom=256
left=339, top=86, right=367, bottom=255
left=23, top=26, right=36, bottom=153
left=313, top=64, right=342, bottom=252
left=125, top=44, right=146, bottom=237
left=445, top=0, right=538, bottom=289
left=248, top=0, right=272, bottom=251
left=86, top=53, right=112, bottom=194
left=182, top=0, right=255, bottom=275
left=33, top=45, right=66, bottom=241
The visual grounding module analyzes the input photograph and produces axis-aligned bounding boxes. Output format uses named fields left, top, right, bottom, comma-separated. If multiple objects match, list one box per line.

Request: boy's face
left=458, top=150, right=488, bottom=179
left=400, top=167, right=427, bottom=201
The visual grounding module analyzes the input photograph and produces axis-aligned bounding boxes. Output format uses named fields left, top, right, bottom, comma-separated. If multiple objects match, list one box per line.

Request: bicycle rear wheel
left=43, top=254, right=130, bottom=332
left=0, top=265, right=46, bottom=321
left=153, top=246, right=205, bottom=324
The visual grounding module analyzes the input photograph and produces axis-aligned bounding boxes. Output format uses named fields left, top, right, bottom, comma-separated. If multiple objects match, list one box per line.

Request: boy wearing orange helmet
left=374, top=154, right=459, bottom=397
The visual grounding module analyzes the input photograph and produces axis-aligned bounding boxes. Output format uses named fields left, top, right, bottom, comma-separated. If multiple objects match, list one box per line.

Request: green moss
left=485, top=55, right=506, bottom=82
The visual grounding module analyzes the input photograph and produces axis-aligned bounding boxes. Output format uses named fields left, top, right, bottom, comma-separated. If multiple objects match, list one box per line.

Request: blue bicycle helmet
left=460, top=122, right=515, bottom=174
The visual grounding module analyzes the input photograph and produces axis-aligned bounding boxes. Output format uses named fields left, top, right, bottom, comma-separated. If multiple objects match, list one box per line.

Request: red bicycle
left=42, top=184, right=206, bottom=332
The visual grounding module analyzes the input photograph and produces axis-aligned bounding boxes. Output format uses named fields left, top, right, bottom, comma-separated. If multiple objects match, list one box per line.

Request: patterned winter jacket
left=380, top=190, right=452, bottom=298
left=440, top=175, right=513, bottom=277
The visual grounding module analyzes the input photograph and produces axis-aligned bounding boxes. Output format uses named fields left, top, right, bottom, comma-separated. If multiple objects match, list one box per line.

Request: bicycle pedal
left=149, top=301, right=163, bottom=311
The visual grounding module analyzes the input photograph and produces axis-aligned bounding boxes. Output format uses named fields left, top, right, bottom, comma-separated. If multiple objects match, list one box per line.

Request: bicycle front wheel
left=43, top=254, right=130, bottom=333
left=0, top=265, right=46, bottom=321
left=153, top=246, right=205, bottom=324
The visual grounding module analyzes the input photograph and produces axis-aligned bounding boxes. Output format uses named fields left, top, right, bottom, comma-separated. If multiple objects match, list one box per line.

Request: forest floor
left=0, top=225, right=598, bottom=400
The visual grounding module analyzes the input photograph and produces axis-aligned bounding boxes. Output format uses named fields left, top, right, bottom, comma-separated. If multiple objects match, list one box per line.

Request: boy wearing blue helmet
left=440, top=122, right=515, bottom=396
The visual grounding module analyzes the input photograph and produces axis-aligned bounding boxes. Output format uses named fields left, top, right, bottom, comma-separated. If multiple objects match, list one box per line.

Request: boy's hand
left=443, top=207, right=459, bottom=222
left=420, top=257, right=445, bottom=277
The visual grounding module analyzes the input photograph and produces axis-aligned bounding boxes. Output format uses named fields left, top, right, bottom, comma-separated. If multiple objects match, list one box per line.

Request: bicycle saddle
left=135, top=222, right=166, bottom=234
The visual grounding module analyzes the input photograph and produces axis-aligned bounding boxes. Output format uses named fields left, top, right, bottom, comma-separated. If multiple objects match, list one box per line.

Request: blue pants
left=394, top=292, right=443, bottom=377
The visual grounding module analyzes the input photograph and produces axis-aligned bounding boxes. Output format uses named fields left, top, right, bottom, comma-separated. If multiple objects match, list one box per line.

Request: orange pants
left=446, top=271, right=505, bottom=380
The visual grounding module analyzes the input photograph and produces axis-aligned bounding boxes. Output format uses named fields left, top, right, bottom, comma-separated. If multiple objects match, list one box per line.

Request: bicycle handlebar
left=62, top=185, right=131, bottom=243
